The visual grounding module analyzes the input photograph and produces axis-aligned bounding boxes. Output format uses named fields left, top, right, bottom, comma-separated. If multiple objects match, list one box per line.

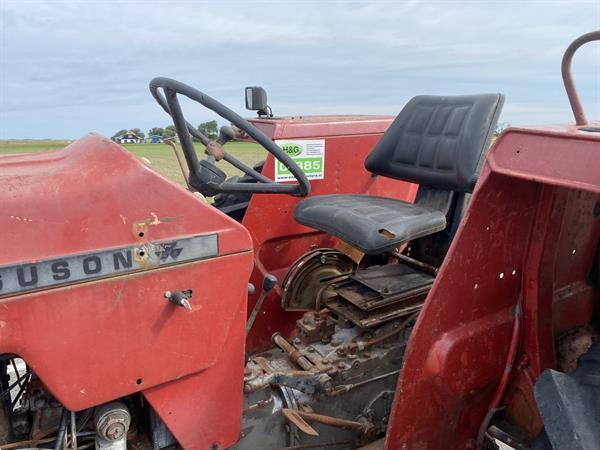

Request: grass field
left=0, top=140, right=266, bottom=186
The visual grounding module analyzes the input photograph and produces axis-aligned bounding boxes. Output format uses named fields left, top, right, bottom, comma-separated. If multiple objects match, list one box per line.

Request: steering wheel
left=149, top=77, right=310, bottom=197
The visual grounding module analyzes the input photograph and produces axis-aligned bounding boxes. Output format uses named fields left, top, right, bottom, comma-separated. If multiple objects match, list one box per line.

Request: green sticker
left=274, top=139, right=325, bottom=182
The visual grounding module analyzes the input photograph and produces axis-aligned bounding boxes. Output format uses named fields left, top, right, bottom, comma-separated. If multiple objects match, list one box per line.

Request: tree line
left=111, top=120, right=219, bottom=141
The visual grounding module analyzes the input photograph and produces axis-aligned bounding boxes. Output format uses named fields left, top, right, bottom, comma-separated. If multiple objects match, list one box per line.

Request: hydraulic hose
left=53, top=408, right=69, bottom=450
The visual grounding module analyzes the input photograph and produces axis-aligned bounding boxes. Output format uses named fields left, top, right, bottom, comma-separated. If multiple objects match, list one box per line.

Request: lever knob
left=164, top=290, right=193, bottom=311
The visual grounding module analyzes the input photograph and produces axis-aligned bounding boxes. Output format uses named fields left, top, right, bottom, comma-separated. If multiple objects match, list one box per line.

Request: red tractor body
left=0, top=32, right=598, bottom=450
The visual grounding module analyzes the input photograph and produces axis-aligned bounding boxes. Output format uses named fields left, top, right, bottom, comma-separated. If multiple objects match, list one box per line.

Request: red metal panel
left=385, top=126, right=600, bottom=449
left=489, top=127, right=600, bottom=194
left=249, top=115, right=394, bottom=140
left=385, top=170, right=538, bottom=449
left=0, top=254, right=252, bottom=411
left=143, top=299, right=248, bottom=450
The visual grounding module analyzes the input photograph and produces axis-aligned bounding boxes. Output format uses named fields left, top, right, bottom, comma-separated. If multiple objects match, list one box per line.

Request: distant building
left=118, top=131, right=142, bottom=144
left=148, top=135, right=163, bottom=144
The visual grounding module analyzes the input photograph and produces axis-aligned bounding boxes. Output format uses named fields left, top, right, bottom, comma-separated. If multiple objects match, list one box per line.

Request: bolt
left=337, top=362, right=346, bottom=370
left=307, top=346, right=315, bottom=353
left=244, top=383, right=252, bottom=393
left=322, top=358, right=330, bottom=364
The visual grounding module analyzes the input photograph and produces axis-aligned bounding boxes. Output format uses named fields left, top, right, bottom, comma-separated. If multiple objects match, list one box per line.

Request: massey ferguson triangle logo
left=155, top=242, right=183, bottom=261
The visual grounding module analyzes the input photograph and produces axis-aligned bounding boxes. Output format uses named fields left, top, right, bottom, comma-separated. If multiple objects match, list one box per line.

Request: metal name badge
left=0, top=234, right=218, bottom=298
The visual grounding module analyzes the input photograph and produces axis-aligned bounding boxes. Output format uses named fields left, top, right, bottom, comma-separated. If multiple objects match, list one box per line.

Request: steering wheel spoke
left=222, top=152, right=273, bottom=184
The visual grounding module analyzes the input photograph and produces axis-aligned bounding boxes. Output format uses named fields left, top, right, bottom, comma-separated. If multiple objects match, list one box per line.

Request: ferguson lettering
left=0, top=234, right=218, bottom=297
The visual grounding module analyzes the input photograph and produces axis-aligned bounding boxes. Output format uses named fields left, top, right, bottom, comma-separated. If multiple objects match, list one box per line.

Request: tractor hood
left=0, top=133, right=252, bottom=298
left=0, top=134, right=254, bottom=419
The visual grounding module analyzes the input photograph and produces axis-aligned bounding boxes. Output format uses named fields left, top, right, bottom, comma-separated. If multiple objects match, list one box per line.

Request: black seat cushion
left=294, top=194, right=446, bottom=254
left=365, top=94, right=504, bottom=192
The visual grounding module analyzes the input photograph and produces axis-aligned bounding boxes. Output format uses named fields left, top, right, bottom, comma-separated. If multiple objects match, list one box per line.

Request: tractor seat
left=294, top=94, right=505, bottom=255
left=295, top=194, right=446, bottom=254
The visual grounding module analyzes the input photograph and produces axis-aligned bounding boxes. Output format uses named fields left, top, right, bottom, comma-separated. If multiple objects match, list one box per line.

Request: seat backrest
left=365, top=94, right=504, bottom=193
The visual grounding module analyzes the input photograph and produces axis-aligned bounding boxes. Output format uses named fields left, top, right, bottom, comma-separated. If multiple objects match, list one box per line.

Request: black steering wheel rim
left=149, top=77, right=310, bottom=197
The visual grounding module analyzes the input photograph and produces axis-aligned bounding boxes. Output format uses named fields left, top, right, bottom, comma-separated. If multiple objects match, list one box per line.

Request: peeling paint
left=133, top=213, right=180, bottom=238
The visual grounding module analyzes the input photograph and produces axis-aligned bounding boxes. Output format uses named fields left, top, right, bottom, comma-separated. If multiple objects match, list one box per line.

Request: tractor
left=0, top=31, right=598, bottom=450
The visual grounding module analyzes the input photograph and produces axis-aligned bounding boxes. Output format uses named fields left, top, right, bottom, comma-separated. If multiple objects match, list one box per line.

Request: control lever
left=216, top=126, right=235, bottom=145
left=205, top=126, right=235, bottom=163
left=164, top=290, right=192, bottom=311
left=246, top=274, right=277, bottom=335
left=281, top=408, right=376, bottom=437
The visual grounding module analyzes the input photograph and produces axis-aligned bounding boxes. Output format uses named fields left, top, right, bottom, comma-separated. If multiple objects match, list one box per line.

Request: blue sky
left=1, top=0, right=599, bottom=139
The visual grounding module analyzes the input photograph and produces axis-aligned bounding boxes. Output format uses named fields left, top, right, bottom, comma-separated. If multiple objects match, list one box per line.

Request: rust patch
left=556, top=325, right=596, bottom=372
left=133, top=244, right=160, bottom=270
left=132, top=213, right=179, bottom=238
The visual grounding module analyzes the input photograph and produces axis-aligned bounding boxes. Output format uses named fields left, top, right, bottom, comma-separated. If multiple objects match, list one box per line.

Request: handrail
left=561, top=30, right=600, bottom=126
